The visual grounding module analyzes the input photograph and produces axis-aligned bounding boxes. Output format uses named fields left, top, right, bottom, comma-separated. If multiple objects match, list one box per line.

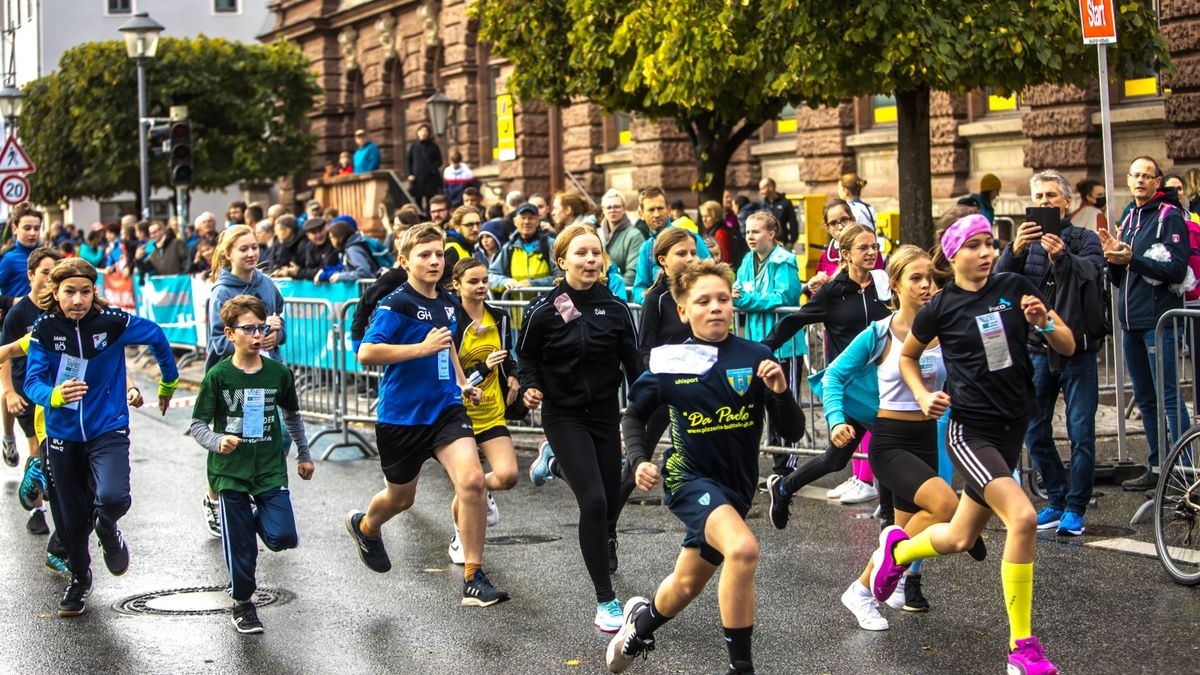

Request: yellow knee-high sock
left=1000, top=561, right=1034, bottom=650
left=893, top=530, right=940, bottom=566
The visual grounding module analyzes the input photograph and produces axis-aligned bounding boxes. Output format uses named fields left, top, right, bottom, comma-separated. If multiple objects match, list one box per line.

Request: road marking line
left=1087, top=536, right=1200, bottom=563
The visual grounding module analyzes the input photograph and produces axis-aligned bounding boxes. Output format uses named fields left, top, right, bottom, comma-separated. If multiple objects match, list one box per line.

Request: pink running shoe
left=1007, top=636, right=1058, bottom=675
left=868, top=525, right=910, bottom=602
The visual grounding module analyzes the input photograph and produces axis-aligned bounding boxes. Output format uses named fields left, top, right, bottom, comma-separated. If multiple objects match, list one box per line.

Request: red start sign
left=1080, top=0, right=1117, bottom=45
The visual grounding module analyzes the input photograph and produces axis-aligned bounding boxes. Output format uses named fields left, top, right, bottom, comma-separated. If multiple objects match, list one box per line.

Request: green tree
left=22, top=36, right=320, bottom=207
left=473, top=0, right=855, bottom=206
left=788, top=1, right=1168, bottom=249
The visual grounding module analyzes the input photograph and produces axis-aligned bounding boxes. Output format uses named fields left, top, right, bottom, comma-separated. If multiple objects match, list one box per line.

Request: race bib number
left=54, top=355, right=88, bottom=411
left=975, top=311, right=1012, bottom=372
left=242, top=388, right=265, bottom=439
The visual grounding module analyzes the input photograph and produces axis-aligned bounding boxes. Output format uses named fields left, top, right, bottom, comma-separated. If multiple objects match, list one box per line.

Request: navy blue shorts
left=664, top=476, right=747, bottom=566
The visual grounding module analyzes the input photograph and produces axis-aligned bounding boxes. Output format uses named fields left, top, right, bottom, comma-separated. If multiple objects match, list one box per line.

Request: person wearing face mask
left=1069, top=179, right=1107, bottom=233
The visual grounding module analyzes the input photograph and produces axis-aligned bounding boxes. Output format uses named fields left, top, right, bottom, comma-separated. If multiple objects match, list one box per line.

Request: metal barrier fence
left=1154, top=309, right=1200, bottom=457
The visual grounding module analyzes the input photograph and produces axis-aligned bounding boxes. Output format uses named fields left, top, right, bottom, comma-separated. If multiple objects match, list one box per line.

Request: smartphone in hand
left=1025, top=207, right=1063, bottom=237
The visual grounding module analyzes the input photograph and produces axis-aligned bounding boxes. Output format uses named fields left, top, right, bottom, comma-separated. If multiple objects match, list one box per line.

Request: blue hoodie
left=734, top=244, right=803, bottom=358
left=0, top=241, right=37, bottom=296
left=26, top=306, right=178, bottom=442
left=631, top=225, right=711, bottom=303
left=206, top=269, right=288, bottom=369
left=809, top=318, right=891, bottom=428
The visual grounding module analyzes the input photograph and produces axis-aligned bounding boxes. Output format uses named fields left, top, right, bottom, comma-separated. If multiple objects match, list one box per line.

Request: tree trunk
left=687, top=116, right=763, bottom=207
left=896, top=85, right=933, bottom=251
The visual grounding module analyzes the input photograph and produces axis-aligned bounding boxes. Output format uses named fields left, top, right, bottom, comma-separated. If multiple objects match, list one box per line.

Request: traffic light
left=148, top=122, right=171, bottom=160
left=169, top=120, right=192, bottom=186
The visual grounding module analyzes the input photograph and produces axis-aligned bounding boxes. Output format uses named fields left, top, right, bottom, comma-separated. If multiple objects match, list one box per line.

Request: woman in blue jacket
left=25, top=258, right=178, bottom=618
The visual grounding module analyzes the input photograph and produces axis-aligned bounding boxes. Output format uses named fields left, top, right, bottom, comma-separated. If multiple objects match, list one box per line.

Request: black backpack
left=1055, top=230, right=1112, bottom=352
left=723, top=222, right=751, bottom=269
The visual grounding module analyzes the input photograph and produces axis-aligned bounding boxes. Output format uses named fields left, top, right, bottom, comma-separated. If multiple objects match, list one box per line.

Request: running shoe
left=841, top=582, right=888, bottom=631
left=203, top=495, right=222, bottom=538
left=26, top=509, right=49, bottom=535
left=724, top=662, right=756, bottom=675
left=1007, top=635, right=1058, bottom=675
left=231, top=601, right=264, bottom=634
left=529, top=440, right=556, bottom=487
left=968, top=536, right=988, bottom=562
left=1035, top=506, right=1064, bottom=531
left=606, top=596, right=654, bottom=673
left=595, top=598, right=624, bottom=632
left=767, top=474, right=792, bottom=530
left=58, top=571, right=92, bottom=617
left=869, top=525, right=910, bottom=602
left=902, top=573, right=929, bottom=612
left=45, top=551, right=70, bottom=577
left=18, top=456, right=45, bottom=510
left=95, top=517, right=130, bottom=576
left=344, top=510, right=392, bottom=573
left=1, top=436, right=17, bottom=467
left=825, top=476, right=857, bottom=499
left=884, top=574, right=907, bottom=610
left=461, top=569, right=510, bottom=607
left=608, top=535, right=619, bottom=573
left=1056, top=511, right=1085, bottom=537
left=485, top=491, right=500, bottom=527
left=1121, top=470, right=1158, bottom=491
left=448, top=527, right=465, bottom=565
left=839, top=478, right=879, bottom=504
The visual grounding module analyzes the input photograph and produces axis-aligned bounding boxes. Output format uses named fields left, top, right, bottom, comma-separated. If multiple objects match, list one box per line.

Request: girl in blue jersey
left=24, top=258, right=179, bottom=618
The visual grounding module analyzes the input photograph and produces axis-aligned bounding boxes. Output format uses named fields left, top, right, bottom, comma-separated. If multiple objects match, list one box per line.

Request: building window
left=615, top=112, right=632, bottom=145
left=986, top=90, right=1019, bottom=114
left=872, top=94, right=897, bottom=125
left=776, top=103, right=796, bottom=135
left=213, top=0, right=238, bottom=13
left=106, top=0, right=132, bottom=14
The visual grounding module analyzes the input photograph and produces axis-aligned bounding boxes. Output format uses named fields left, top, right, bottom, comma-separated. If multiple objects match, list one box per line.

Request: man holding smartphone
left=996, top=170, right=1105, bottom=537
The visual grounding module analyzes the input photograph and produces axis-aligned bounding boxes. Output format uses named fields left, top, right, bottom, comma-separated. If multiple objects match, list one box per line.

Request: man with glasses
left=429, top=195, right=451, bottom=227
left=600, top=189, right=645, bottom=292
left=995, top=170, right=1105, bottom=535
left=443, top=205, right=484, bottom=287
left=1098, top=156, right=1192, bottom=491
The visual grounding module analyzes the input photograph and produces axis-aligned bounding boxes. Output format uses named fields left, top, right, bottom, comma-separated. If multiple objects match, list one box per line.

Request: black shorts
left=946, top=417, right=1025, bottom=506
left=474, top=425, right=510, bottom=445
left=869, top=417, right=939, bottom=513
left=376, top=405, right=474, bottom=485
left=15, top=406, right=35, bottom=439
left=664, top=476, right=747, bottom=566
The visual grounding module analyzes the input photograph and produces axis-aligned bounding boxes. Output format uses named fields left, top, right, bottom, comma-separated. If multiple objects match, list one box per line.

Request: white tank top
left=877, top=325, right=946, bottom=412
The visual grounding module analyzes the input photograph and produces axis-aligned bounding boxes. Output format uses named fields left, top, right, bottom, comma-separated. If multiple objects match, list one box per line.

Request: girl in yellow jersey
left=446, top=258, right=522, bottom=564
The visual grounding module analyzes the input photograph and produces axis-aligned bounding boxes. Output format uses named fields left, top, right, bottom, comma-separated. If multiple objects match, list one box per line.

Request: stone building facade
left=265, top=0, right=1200, bottom=237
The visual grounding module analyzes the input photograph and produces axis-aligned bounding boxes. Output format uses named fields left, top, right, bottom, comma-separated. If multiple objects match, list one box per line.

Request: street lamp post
left=425, top=89, right=459, bottom=148
left=119, top=12, right=163, bottom=220
left=0, top=84, right=24, bottom=136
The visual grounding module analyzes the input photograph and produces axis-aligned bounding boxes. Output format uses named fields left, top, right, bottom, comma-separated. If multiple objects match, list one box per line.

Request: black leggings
left=544, top=409, right=623, bottom=603
left=614, top=405, right=671, bottom=529
left=868, top=418, right=939, bottom=513
left=781, top=418, right=867, bottom=495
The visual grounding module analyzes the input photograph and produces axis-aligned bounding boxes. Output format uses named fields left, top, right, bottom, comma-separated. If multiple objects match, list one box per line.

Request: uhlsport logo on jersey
left=93, top=332, right=108, bottom=350
left=726, top=367, right=753, bottom=396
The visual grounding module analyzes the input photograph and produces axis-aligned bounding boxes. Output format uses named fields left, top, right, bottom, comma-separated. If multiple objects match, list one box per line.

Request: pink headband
left=940, top=214, right=993, bottom=260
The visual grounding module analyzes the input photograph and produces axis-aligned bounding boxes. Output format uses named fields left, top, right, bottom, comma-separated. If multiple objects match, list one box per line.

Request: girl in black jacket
left=517, top=224, right=642, bottom=633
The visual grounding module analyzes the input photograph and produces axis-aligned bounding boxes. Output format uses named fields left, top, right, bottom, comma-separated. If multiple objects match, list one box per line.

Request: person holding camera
left=994, top=170, right=1104, bottom=536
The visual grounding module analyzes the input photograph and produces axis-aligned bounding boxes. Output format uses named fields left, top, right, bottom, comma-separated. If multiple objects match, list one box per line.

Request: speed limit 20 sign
left=1, top=174, right=30, bottom=205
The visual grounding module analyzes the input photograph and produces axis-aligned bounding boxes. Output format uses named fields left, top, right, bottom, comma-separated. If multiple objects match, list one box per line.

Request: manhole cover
left=627, top=496, right=662, bottom=506
left=617, top=527, right=664, bottom=535
left=114, top=586, right=293, bottom=616
left=485, top=534, right=561, bottom=545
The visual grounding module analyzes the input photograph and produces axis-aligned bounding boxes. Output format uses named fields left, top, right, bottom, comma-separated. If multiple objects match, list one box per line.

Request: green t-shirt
left=193, top=357, right=300, bottom=495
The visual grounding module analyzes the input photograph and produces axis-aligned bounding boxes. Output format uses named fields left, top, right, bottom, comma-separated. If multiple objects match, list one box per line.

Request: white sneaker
left=595, top=598, right=624, bottom=632
left=885, top=574, right=907, bottom=610
left=485, top=492, right=500, bottom=527
left=839, top=479, right=879, bottom=504
left=826, top=476, right=856, bottom=499
left=841, top=581, right=888, bottom=631
left=448, top=527, right=465, bottom=565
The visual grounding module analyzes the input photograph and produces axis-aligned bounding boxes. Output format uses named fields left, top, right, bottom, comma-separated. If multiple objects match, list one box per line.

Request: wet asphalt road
left=0, top=391, right=1196, bottom=675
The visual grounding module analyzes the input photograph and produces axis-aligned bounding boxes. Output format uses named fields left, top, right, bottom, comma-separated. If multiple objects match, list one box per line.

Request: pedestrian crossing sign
left=0, top=135, right=34, bottom=174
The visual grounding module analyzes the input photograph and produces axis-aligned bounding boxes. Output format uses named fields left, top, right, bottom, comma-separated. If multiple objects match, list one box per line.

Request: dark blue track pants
left=219, top=487, right=298, bottom=602
left=43, top=430, right=132, bottom=578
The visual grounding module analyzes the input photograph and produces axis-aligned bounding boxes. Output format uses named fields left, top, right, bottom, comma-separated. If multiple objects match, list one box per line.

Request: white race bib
left=54, top=355, right=88, bottom=411
left=975, top=311, right=1012, bottom=372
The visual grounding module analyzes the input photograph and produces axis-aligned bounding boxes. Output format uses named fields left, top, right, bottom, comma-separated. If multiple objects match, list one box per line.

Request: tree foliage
left=22, top=36, right=320, bottom=205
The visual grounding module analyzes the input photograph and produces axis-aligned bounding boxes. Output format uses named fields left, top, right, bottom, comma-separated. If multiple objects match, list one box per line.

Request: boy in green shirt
left=190, top=294, right=315, bottom=634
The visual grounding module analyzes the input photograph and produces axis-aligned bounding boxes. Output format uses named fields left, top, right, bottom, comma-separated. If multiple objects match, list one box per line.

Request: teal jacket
left=809, top=318, right=891, bottom=428
left=734, top=245, right=803, bottom=358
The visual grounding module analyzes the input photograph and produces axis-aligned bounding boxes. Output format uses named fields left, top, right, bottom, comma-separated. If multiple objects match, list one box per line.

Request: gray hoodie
left=206, top=268, right=288, bottom=371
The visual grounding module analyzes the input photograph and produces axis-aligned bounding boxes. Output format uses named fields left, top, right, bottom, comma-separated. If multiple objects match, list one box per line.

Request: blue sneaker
left=1035, top=506, right=1063, bottom=531
left=594, top=598, right=623, bottom=632
left=45, top=552, right=70, bottom=577
left=18, top=456, right=45, bottom=510
left=529, top=440, right=556, bottom=487
left=1057, top=511, right=1085, bottom=536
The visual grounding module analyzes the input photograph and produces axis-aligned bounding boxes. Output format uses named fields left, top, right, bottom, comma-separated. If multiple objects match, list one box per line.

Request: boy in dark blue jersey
left=607, top=260, right=804, bottom=675
left=344, top=223, right=509, bottom=607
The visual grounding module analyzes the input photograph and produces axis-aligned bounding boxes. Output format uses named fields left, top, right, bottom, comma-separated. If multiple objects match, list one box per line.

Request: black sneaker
left=967, top=535, right=987, bottom=562
left=1122, top=470, right=1158, bottom=491
left=95, top=517, right=130, bottom=576
left=609, top=535, right=619, bottom=573
left=344, top=510, right=391, bottom=573
left=26, top=509, right=49, bottom=535
left=605, top=596, right=654, bottom=673
left=57, top=572, right=92, bottom=617
left=461, top=569, right=510, bottom=607
left=725, top=661, right=756, bottom=675
left=767, top=474, right=791, bottom=530
left=902, top=573, right=929, bottom=612
left=231, top=601, right=264, bottom=634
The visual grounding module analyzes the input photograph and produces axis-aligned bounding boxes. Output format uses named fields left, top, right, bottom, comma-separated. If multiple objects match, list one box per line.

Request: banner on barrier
left=102, top=272, right=137, bottom=314
left=138, top=275, right=198, bottom=346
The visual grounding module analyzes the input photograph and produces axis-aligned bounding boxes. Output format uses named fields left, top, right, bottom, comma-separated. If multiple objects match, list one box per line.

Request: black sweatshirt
left=763, top=269, right=891, bottom=360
